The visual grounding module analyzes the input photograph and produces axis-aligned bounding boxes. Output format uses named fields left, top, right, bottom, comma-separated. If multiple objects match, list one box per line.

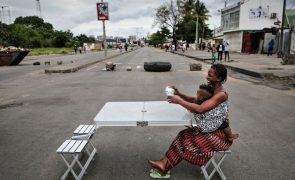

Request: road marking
left=21, top=94, right=31, bottom=98
left=86, top=65, right=98, bottom=71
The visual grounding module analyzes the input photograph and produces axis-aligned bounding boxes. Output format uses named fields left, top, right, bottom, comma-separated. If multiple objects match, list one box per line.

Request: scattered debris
left=106, top=62, right=116, bottom=71
left=126, top=66, right=132, bottom=71
left=33, top=61, right=40, bottom=65
left=190, top=63, right=202, bottom=71
left=44, top=61, right=50, bottom=65
left=144, top=62, right=172, bottom=72
left=0, top=102, right=23, bottom=110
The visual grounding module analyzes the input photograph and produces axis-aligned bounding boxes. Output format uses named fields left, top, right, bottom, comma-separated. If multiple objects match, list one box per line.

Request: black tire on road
left=33, top=62, right=40, bottom=65
left=144, top=62, right=172, bottom=72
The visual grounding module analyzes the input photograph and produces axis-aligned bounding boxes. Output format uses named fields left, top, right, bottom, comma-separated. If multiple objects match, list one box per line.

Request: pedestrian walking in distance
left=224, top=41, right=230, bottom=62
left=78, top=46, right=82, bottom=54
left=211, top=44, right=217, bottom=64
left=124, top=43, right=128, bottom=52
left=217, top=42, right=225, bottom=63
left=74, top=45, right=78, bottom=54
left=267, top=39, right=275, bottom=56
left=182, top=43, right=186, bottom=53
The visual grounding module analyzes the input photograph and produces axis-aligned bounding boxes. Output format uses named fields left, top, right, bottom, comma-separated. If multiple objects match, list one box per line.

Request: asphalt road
left=0, top=47, right=294, bottom=180
left=0, top=50, right=116, bottom=81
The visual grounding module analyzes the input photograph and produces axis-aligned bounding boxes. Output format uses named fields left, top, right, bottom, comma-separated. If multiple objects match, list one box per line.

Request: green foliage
left=154, top=0, right=212, bottom=44
left=53, top=31, right=70, bottom=47
left=149, top=33, right=163, bottom=46
left=29, top=47, right=73, bottom=56
left=148, top=27, right=170, bottom=46
left=74, top=34, right=95, bottom=46
left=176, top=0, right=212, bottom=42
left=154, top=0, right=181, bottom=46
left=14, top=16, right=53, bottom=30
left=0, top=22, right=13, bottom=46
left=0, top=16, right=95, bottom=49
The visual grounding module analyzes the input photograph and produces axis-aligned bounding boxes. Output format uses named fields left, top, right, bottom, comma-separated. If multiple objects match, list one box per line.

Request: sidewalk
left=174, top=49, right=295, bottom=80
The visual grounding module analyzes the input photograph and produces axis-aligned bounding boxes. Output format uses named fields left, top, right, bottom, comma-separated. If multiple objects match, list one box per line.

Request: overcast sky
left=1, top=0, right=294, bottom=38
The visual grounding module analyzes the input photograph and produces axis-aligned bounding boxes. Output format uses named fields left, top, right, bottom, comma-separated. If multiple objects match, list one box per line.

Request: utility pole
left=279, top=0, right=286, bottom=57
left=102, top=18, right=107, bottom=56
left=195, top=15, right=198, bottom=50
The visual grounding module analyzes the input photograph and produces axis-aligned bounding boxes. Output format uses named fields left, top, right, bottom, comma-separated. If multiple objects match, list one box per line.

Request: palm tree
left=177, top=0, right=211, bottom=44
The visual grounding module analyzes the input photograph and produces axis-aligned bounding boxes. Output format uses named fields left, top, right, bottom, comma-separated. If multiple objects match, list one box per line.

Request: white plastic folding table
left=93, top=101, right=231, bottom=180
left=94, top=101, right=192, bottom=127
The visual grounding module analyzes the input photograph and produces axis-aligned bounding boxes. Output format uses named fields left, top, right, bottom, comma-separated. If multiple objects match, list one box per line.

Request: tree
left=154, top=0, right=182, bottom=50
left=13, top=16, right=55, bottom=47
left=177, top=0, right=212, bottom=43
left=9, top=24, right=42, bottom=48
left=160, top=26, right=171, bottom=38
left=0, top=22, right=13, bottom=46
left=53, top=31, right=70, bottom=47
left=148, top=27, right=171, bottom=46
left=2, top=16, right=96, bottom=48
left=14, top=16, right=53, bottom=30
left=149, top=32, right=164, bottom=46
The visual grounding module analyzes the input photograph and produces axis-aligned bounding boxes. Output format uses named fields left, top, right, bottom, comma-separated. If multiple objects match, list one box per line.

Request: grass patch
left=28, top=47, right=73, bottom=56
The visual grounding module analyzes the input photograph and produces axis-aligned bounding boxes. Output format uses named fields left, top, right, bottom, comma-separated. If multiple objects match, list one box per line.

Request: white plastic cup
left=165, top=86, right=175, bottom=96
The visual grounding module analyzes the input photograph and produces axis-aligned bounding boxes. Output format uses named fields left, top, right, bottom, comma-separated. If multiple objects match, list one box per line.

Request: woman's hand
left=170, top=85, right=180, bottom=95
left=167, top=95, right=183, bottom=104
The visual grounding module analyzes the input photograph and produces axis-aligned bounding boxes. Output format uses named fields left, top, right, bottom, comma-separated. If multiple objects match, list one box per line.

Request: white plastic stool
left=200, top=150, right=231, bottom=180
left=56, top=139, right=96, bottom=180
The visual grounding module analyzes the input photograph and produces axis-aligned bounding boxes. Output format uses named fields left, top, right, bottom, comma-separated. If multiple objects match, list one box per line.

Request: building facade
left=216, top=0, right=283, bottom=53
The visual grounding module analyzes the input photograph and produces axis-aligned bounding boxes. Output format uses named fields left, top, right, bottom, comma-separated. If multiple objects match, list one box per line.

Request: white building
left=216, top=0, right=284, bottom=53
left=128, top=35, right=137, bottom=42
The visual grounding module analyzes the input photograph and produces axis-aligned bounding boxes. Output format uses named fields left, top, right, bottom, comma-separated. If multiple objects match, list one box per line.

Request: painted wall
left=239, top=0, right=283, bottom=30
left=264, top=33, right=278, bottom=53
left=224, top=31, right=243, bottom=52
left=291, top=31, right=295, bottom=55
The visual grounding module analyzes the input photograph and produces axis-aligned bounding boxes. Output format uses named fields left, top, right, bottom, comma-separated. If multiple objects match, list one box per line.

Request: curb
left=173, top=51, right=267, bottom=79
left=44, top=49, right=139, bottom=73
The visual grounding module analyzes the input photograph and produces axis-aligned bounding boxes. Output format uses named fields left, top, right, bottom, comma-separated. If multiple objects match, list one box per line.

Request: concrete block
left=190, top=63, right=202, bottom=71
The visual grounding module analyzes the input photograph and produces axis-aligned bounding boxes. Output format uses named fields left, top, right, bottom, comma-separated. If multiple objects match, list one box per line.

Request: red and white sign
left=97, top=2, right=109, bottom=20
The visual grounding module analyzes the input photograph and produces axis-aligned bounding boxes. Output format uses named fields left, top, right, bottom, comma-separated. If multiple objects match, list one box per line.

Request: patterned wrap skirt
left=165, top=128, right=232, bottom=166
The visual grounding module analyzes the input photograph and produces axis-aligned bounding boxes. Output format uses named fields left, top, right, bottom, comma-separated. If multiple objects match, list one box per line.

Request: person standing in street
left=217, top=42, right=224, bottom=63
left=124, top=43, right=129, bottom=52
left=182, top=43, right=186, bottom=53
left=224, top=41, right=230, bottom=62
left=267, top=39, right=275, bottom=56
left=211, top=44, right=217, bottom=64
left=171, top=44, right=175, bottom=53
left=78, top=46, right=82, bottom=54
left=74, top=45, right=78, bottom=54
left=207, top=42, right=212, bottom=52
left=83, top=45, right=87, bottom=54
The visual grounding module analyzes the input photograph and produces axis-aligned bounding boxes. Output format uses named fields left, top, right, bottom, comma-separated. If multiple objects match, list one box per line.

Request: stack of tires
left=144, top=62, right=172, bottom=72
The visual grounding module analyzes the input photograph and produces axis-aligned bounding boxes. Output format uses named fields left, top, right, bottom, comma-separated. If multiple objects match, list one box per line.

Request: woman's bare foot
left=148, top=160, right=166, bottom=175
left=228, top=133, right=240, bottom=141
